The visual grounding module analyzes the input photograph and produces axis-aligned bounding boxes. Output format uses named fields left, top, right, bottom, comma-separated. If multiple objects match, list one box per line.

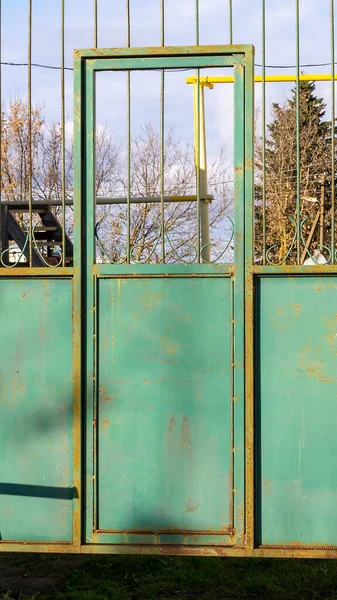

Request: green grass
left=2, top=555, right=337, bottom=599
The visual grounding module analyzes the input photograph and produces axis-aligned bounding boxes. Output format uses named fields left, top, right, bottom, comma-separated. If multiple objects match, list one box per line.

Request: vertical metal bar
left=72, top=53, right=83, bottom=548
left=92, top=274, right=98, bottom=531
left=28, top=0, right=33, bottom=267
left=229, top=276, right=235, bottom=531
left=193, top=0, right=210, bottom=262
left=1, top=205, right=8, bottom=266
left=61, top=0, right=66, bottom=267
left=199, top=85, right=210, bottom=262
left=160, top=0, right=165, bottom=262
left=243, top=46, right=255, bottom=552
left=233, top=58, right=246, bottom=545
left=262, top=0, right=266, bottom=264
left=94, top=0, right=98, bottom=48
left=296, top=0, right=301, bottom=264
left=300, top=210, right=320, bottom=264
left=331, top=0, right=335, bottom=263
left=82, top=62, right=96, bottom=539
left=195, top=0, right=201, bottom=261
left=196, top=73, right=201, bottom=262
left=0, top=0, right=2, bottom=255
left=229, top=0, right=233, bottom=44
left=160, top=0, right=164, bottom=44
left=126, top=0, right=131, bottom=263
left=320, top=176, right=325, bottom=249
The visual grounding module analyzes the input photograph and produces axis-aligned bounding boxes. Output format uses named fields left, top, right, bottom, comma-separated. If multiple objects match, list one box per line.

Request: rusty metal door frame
left=73, top=44, right=254, bottom=553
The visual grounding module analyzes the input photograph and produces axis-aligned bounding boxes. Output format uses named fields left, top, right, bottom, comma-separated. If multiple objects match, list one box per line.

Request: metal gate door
left=75, top=46, right=254, bottom=549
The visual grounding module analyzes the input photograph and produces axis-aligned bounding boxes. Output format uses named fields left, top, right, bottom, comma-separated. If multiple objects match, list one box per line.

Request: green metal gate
left=75, top=45, right=253, bottom=550
left=4, top=42, right=337, bottom=558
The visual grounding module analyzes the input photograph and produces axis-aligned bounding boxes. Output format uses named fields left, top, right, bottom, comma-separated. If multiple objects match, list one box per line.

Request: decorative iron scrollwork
left=95, top=216, right=234, bottom=265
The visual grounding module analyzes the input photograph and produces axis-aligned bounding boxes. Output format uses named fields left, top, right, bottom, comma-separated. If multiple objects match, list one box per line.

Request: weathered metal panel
left=257, top=276, right=337, bottom=547
left=95, top=276, right=233, bottom=537
left=0, top=279, right=73, bottom=542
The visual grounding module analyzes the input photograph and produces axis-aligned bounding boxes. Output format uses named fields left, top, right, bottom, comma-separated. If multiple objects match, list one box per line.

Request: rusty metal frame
left=74, top=45, right=252, bottom=554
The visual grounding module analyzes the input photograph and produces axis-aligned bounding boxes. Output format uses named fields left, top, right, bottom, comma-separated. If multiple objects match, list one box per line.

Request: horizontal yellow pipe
left=186, top=74, right=337, bottom=84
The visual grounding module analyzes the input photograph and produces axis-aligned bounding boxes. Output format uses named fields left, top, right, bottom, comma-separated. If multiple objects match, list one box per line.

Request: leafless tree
left=96, top=122, right=233, bottom=264
left=1, top=102, right=233, bottom=264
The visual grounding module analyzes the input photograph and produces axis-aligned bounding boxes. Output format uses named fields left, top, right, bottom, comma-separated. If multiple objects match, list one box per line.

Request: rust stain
left=184, top=533, right=199, bottom=543
left=168, top=414, right=176, bottom=437
left=237, top=501, right=245, bottom=525
left=22, top=291, right=29, bottom=299
left=291, top=303, right=301, bottom=317
left=99, top=384, right=114, bottom=403
left=56, top=501, right=69, bottom=525
left=324, top=313, right=337, bottom=330
left=139, top=291, right=167, bottom=308
left=76, top=45, right=249, bottom=59
left=159, top=336, right=180, bottom=356
left=144, top=377, right=174, bottom=384
left=100, top=417, right=110, bottom=433
left=297, top=346, right=336, bottom=384
left=181, top=415, right=192, bottom=449
left=323, top=314, right=337, bottom=355
left=167, top=414, right=176, bottom=450
left=185, top=499, right=199, bottom=513
left=10, top=379, right=25, bottom=397
left=314, top=282, right=336, bottom=292
left=219, top=524, right=233, bottom=533
left=325, top=332, right=337, bottom=356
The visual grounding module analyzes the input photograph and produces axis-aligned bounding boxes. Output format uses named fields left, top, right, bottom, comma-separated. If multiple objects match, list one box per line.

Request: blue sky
left=1, top=0, right=335, bottom=160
